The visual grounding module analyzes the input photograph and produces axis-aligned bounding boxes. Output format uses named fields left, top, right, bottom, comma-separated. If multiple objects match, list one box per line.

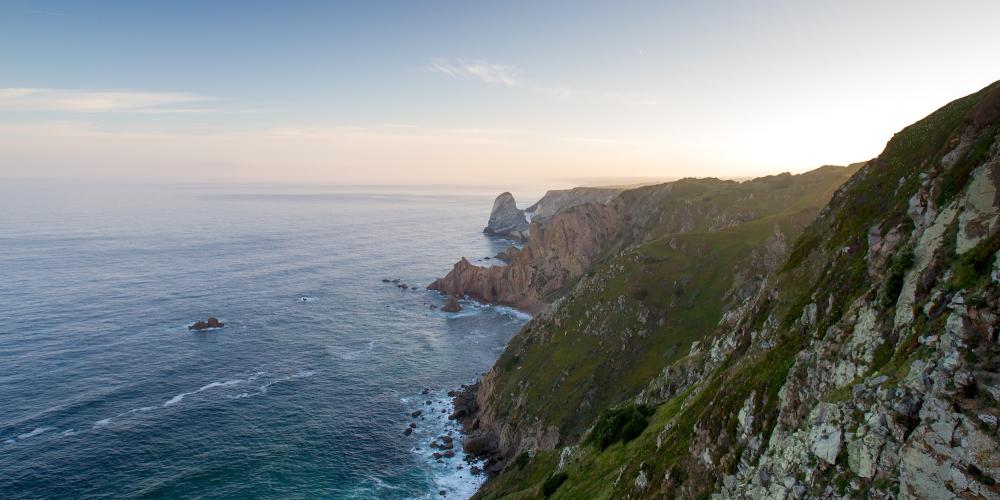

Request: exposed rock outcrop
left=525, top=187, right=622, bottom=222
left=483, top=192, right=529, bottom=241
left=431, top=201, right=621, bottom=313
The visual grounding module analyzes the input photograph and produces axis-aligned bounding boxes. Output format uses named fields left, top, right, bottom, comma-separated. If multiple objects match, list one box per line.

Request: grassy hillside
left=477, top=165, right=857, bottom=451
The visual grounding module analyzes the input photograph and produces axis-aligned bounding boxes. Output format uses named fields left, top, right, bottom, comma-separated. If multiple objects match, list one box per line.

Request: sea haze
left=0, top=180, right=535, bottom=498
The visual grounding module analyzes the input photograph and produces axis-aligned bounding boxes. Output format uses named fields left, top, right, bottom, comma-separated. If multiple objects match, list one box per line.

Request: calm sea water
left=0, top=181, right=536, bottom=499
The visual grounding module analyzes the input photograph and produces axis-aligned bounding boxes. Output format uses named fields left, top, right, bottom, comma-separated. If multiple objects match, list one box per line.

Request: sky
left=1, top=0, right=999, bottom=186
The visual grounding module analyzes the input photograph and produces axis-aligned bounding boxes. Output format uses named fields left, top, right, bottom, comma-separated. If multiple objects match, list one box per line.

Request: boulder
left=411, top=410, right=422, bottom=418
left=441, top=295, right=462, bottom=313
left=462, top=431, right=499, bottom=457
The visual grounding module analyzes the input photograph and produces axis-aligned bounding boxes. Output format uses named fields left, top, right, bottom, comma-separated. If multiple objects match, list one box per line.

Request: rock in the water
left=403, top=427, right=412, bottom=436
left=441, top=294, right=462, bottom=313
left=483, top=192, right=529, bottom=241
left=189, top=317, right=224, bottom=330
left=462, top=431, right=498, bottom=456
left=494, top=246, right=520, bottom=263
left=411, top=409, right=422, bottom=418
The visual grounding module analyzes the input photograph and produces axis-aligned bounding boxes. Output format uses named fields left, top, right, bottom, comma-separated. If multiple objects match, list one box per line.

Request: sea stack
left=483, top=192, right=529, bottom=242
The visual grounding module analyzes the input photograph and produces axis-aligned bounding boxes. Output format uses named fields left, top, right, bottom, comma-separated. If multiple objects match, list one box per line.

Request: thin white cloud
left=429, top=59, right=520, bottom=86
left=428, top=59, right=658, bottom=107
left=0, top=88, right=217, bottom=113
left=565, top=136, right=645, bottom=145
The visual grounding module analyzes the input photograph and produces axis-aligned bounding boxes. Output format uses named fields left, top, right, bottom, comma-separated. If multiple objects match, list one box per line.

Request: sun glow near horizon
left=2, top=1, right=998, bottom=184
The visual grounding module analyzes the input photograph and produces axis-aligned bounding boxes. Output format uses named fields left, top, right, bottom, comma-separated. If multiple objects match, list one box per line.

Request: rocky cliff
left=525, top=187, right=622, bottom=223
left=464, top=81, right=1000, bottom=499
left=483, top=192, right=530, bottom=241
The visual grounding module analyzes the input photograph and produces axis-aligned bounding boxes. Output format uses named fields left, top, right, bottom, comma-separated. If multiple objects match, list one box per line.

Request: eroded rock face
left=525, top=187, right=621, bottom=222
left=484, top=192, right=529, bottom=241
left=431, top=201, right=621, bottom=313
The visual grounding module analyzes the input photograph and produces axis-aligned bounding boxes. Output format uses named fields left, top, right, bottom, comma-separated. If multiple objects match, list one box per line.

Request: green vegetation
left=485, top=166, right=856, bottom=444
left=541, top=472, right=569, bottom=497
left=587, top=404, right=654, bottom=450
left=880, top=248, right=915, bottom=308
left=951, top=230, right=1000, bottom=290
left=513, top=452, right=530, bottom=470
left=938, top=123, right=999, bottom=206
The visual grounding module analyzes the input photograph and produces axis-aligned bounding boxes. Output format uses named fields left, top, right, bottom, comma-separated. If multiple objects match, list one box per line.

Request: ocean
left=0, top=180, right=536, bottom=499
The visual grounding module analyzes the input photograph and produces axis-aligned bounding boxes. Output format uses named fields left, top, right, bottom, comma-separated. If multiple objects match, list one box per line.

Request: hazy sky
left=2, top=0, right=998, bottom=185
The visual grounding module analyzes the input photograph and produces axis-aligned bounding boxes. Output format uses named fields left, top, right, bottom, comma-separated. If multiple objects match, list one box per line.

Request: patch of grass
left=542, top=472, right=569, bottom=497
left=881, top=248, right=915, bottom=308
left=938, top=123, right=999, bottom=206
left=587, top=404, right=654, bottom=450
left=513, top=451, right=530, bottom=470
left=951, top=230, right=1000, bottom=291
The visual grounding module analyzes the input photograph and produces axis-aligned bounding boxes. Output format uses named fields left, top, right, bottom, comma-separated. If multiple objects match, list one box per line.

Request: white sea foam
left=164, top=379, right=243, bottom=407
left=61, top=429, right=78, bottom=436
left=491, top=305, right=533, bottom=321
left=405, top=389, right=487, bottom=499
left=16, top=427, right=53, bottom=440
left=258, top=369, right=317, bottom=393
left=94, top=418, right=112, bottom=427
left=439, top=300, right=533, bottom=322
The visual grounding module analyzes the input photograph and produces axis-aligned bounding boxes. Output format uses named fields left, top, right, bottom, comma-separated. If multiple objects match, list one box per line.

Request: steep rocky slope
left=466, top=81, right=1000, bottom=499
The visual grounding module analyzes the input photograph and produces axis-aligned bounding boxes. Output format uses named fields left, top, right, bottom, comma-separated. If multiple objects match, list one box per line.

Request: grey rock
left=483, top=192, right=529, bottom=241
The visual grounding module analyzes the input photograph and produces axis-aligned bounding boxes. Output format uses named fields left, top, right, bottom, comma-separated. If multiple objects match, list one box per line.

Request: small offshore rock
left=441, top=294, right=462, bottom=313
left=403, top=428, right=412, bottom=436
left=411, top=409, right=422, bottom=418
left=189, top=317, right=224, bottom=330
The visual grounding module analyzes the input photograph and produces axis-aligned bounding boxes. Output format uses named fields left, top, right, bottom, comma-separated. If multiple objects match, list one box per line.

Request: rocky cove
left=428, top=81, right=1000, bottom=498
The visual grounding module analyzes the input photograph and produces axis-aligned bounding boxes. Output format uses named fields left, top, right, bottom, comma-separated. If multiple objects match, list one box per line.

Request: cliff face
left=483, top=192, right=529, bottom=241
left=431, top=201, right=621, bottom=313
left=525, top=187, right=622, bottom=222
left=471, top=81, right=1000, bottom=499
